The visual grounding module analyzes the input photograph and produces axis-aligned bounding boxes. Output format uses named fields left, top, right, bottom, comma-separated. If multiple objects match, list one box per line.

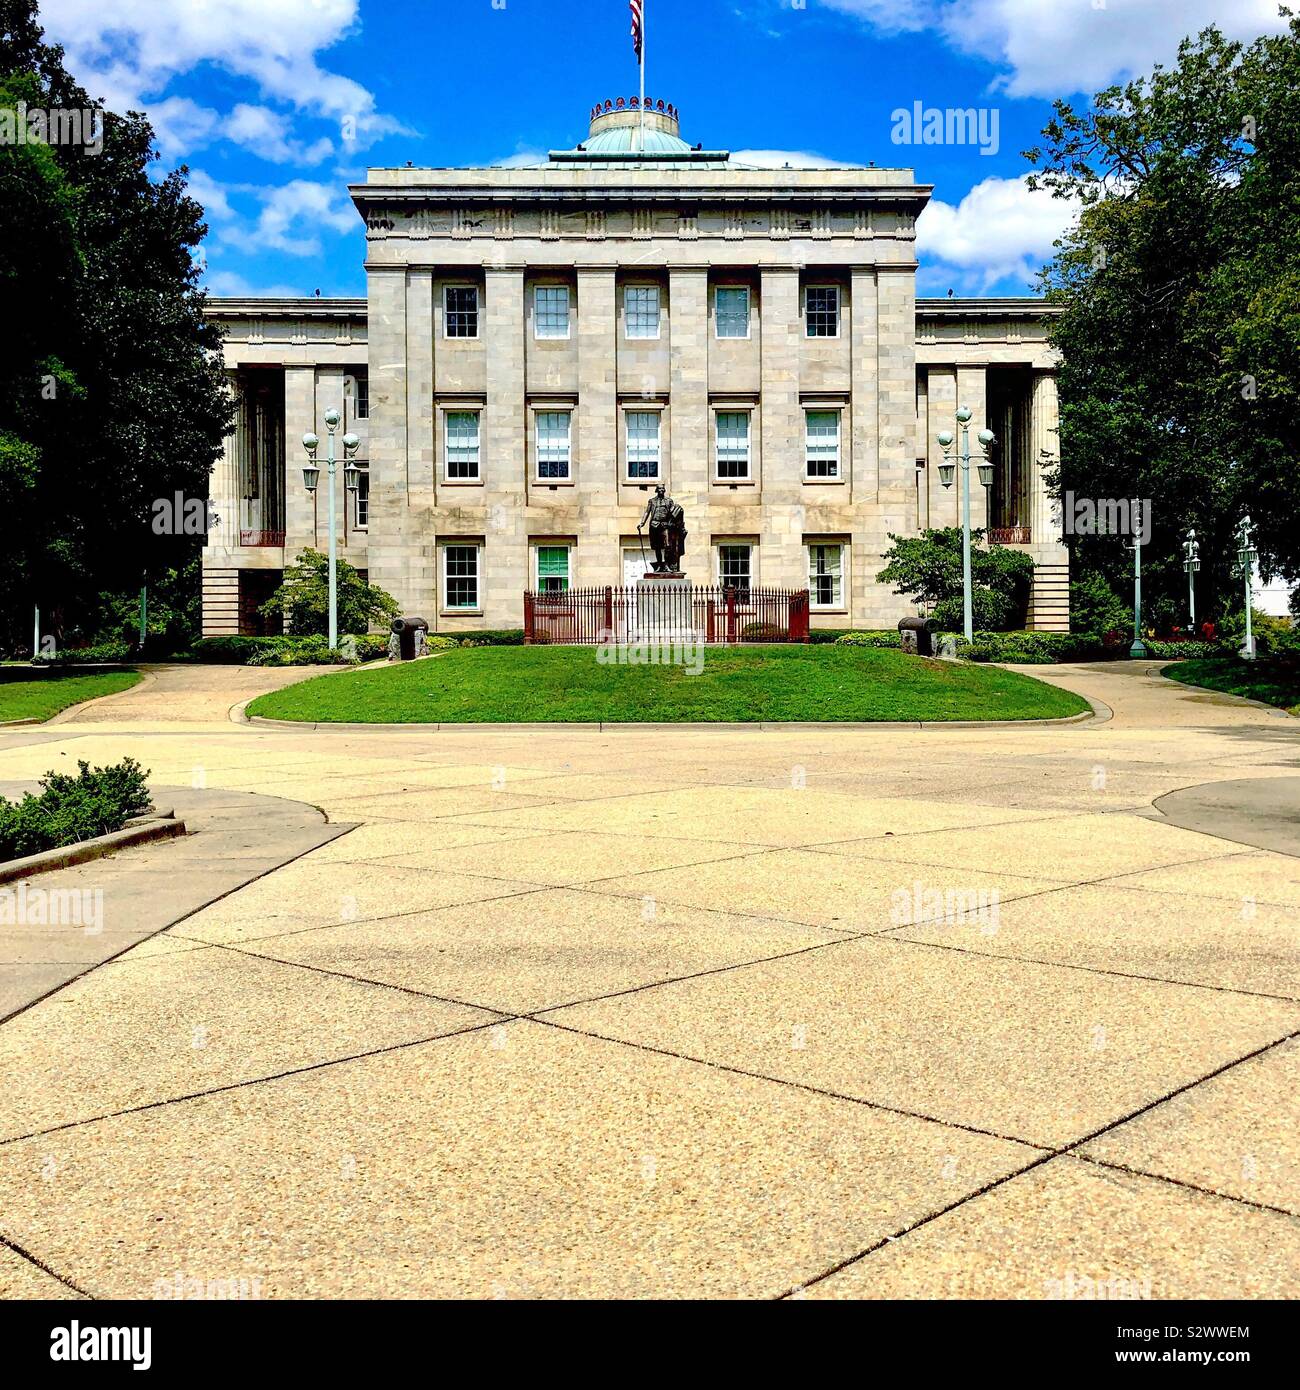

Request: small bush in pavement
left=0, top=758, right=153, bottom=861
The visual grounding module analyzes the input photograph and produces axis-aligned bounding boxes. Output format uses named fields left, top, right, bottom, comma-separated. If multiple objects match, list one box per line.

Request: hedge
left=833, top=631, right=905, bottom=649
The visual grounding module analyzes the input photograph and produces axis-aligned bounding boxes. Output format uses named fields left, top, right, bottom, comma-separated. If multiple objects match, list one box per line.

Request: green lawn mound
left=0, top=671, right=140, bottom=723
left=1165, top=657, right=1300, bottom=717
left=246, top=645, right=1090, bottom=725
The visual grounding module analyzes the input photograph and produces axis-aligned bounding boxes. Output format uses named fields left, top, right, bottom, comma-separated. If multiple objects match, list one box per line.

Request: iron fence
left=524, top=585, right=811, bottom=645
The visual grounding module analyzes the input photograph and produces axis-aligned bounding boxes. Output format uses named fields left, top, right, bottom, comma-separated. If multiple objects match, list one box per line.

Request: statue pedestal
left=633, top=575, right=697, bottom=642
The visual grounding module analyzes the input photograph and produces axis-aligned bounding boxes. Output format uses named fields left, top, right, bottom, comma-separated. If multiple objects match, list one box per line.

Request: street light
left=1237, top=515, right=1257, bottom=660
left=937, top=407, right=996, bottom=642
left=1183, top=528, right=1201, bottom=632
left=1126, top=511, right=1146, bottom=659
left=300, top=409, right=360, bottom=651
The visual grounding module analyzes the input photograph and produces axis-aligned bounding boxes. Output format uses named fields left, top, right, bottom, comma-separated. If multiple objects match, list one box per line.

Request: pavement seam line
left=0, top=1015, right=513, bottom=1149
left=1072, top=1152, right=1300, bottom=1223
left=0, top=1229, right=92, bottom=1298
left=866, top=931, right=1300, bottom=1006
left=778, top=1022, right=1300, bottom=1297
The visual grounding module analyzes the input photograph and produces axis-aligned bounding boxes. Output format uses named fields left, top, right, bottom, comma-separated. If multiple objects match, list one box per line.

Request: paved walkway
left=0, top=660, right=1296, bottom=1299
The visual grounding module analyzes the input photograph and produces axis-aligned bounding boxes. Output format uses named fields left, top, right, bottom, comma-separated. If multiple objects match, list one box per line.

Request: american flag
left=630, top=0, right=644, bottom=60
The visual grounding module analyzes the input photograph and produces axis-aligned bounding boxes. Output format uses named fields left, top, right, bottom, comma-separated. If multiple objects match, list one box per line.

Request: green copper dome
left=583, top=123, right=692, bottom=155
left=548, top=99, right=729, bottom=164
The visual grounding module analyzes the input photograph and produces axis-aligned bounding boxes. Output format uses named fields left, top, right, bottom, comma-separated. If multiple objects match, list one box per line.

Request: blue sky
left=35, top=0, right=1287, bottom=298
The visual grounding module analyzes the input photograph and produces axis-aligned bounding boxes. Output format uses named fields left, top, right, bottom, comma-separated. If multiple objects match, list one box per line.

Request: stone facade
left=202, top=100, right=1067, bottom=637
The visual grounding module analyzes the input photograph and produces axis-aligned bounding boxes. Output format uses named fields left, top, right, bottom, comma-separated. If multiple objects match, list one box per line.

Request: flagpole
left=639, top=0, right=646, bottom=152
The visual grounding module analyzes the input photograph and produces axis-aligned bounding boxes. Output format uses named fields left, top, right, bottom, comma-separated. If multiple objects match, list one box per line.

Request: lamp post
left=301, top=408, right=361, bottom=652
left=937, top=406, right=996, bottom=642
left=1182, top=529, right=1200, bottom=633
left=1236, top=515, right=1257, bottom=661
left=1127, top=513, right=1147, bottom=659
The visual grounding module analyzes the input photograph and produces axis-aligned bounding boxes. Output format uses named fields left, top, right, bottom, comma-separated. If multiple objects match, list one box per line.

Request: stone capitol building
left=202, top=97, right=1068, bottom=637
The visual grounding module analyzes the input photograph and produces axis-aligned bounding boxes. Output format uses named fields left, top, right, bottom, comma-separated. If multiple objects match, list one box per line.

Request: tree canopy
left=1026, top=13, right=1300, bottom=628
left=0, top=0, right=232, bottom=651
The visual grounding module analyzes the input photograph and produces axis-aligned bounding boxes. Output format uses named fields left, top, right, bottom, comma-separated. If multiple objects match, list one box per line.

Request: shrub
left=33, top=641, right=133, bottom=666
left=958, top=631, right=1116, bottom=664
left=455, top=630, right=525, bottom=647
left=260, top=549, right=400, bottom=637
left=834, top=631, right=904, bottom=649
left=1070, top=570, right=1131, bottom=636
left=426, top=635, right=459, bottom=653
left=877, top=529, right=1034, bottom=631
left=0, top=758, right=152, bottom=861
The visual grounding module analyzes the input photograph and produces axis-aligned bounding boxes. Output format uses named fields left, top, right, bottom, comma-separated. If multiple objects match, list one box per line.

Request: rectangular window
left=624, top=285, right=661, bottom=339
left=445, top=410, right=481, bottom=480
left=808, top=543, right=844, bottom=609
left=717, top=544, right=753, bottom=593
left=625, top=410, right=661, bottom=479
left=443, top=544, right=480, bottom=610
left=354, top=468, right=370, bottom=529
left=536, top=545, right=570, bottom=594
left=805, top=285, right=840, bottom=338
left=534, top=285, right=571, bottom=340
left=715, top=411, right=751, bottom=480
left=535, top=410, right=572, bottom=480
left=715, top=286, right=750, bottom=339
left=445, top=286, right=479, bottom=339
left=805, top=409, right=841, bottom=479
left=347, top=370, right=369, bottom=420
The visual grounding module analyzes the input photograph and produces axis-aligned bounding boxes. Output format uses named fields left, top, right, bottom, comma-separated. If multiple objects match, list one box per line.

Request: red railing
left=525, top=586, right=811, bottom=645
left=240, top=529, right=286, bottom=548
left=988, top=526, right=1032, bottom=545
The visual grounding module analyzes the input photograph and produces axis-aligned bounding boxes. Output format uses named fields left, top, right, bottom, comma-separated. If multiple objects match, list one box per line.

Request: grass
left=0, top=671, right=140, bottom=723
left=245, top=645, right=1090, bottom=724
left=1165, top=657, right=1300, bottom=716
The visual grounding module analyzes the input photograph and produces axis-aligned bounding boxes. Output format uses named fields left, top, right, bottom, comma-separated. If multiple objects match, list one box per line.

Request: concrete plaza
left=0, top=661, right=1296, bottom=1299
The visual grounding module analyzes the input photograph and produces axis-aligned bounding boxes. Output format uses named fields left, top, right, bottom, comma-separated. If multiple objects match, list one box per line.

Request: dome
left=583, top=123, right=693, bottom=155
left=547, top=99, right=728, bottom=163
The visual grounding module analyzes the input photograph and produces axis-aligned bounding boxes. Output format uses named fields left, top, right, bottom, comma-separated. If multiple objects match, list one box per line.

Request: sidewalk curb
left=0, top=816, right=186, bottom=885
left=234, top=707, right=1106, bottom=733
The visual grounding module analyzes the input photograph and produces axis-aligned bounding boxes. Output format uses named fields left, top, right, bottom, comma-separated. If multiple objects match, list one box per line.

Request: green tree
left=0, top=0, right=233, bottom=652
left=261, top=550, right=400, bottom=637
left=877, top=529, right=1035, bottom=631
left=1025, top=16, right=1300, bottom=626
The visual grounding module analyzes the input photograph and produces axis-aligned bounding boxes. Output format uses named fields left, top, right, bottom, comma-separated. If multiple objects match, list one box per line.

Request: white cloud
left=225, top=104, right=334, bottom=165
left=730, top=149, right=862, bottom=169
left=222, top=179, right=360, bottom=258
left=38, top=0, right=407, bottom=164
left=146, top=96, right=220, bottom=161
left=821, top=0, right=1289, bottom=97
left=204, top=269, right=305, bottom=298
left=917, top=174, right=1078, bottom=291
left=185, top=169, right=237, bottom=223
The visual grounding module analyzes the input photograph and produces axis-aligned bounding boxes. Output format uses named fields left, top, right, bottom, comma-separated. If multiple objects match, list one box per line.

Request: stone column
left=483, top=266, right=526, bottom=625
left=668, top=267, right=709, bottom=518
left=760, top=267, right=802, bottom=587
left=406, top=269, right=435, bottom=500
left=1030, top=370, right=1066, bottom=559
left=283, top=365, right=318, bottom=556
left=576, top=268, right=619, bottom=584
left=850, top=266, right=878, bottom=504
left=367, top=266, right=435, bottom=616
left=923, top=367, right=959, bottom=529
left=876, top=267, right=918, bottom=499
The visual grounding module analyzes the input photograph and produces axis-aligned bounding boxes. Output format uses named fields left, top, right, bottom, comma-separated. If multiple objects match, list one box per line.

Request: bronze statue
left=637, top=485, right=687, bottom=574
